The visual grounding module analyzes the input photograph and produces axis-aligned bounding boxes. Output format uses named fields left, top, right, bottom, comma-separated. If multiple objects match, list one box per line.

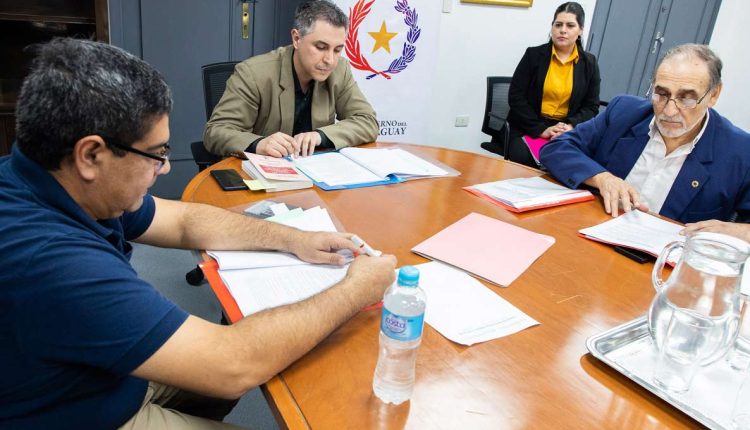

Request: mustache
left=657, top=114, right=684, bottom=125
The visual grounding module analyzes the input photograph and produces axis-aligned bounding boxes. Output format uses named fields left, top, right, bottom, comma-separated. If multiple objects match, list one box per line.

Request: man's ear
left=291, top=28, right=301, bottom=48
left=72, top=135, right=108, bottom=181
left=707, top=83, right=722, bottom=108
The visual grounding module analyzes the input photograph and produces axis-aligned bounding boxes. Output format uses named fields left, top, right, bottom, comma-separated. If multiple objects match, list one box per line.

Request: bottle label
left=380, top=310, right=424, bottom=341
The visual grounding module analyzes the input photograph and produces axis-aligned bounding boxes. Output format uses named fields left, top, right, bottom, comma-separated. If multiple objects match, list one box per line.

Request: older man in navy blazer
left=540, top=44, right=750, bottom=224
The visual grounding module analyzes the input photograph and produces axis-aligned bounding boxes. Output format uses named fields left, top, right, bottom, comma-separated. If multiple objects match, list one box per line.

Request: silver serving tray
left=586, top=316, right=743, bottom=430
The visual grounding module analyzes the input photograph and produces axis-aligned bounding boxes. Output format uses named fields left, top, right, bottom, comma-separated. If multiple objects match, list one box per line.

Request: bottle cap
left=397, top=266, right=419, bottom=288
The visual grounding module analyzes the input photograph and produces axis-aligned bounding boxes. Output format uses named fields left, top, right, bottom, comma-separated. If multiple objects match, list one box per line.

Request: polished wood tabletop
left=181, top=143, right=698, bottom=429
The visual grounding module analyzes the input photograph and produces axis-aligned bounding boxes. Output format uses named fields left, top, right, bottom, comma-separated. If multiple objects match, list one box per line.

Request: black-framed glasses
left=107, top=140, right=170, bottom=171
left=648, top=85, right=712, bottom=110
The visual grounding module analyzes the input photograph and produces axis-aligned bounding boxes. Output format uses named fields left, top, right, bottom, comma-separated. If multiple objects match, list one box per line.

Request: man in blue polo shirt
left=0, top=39, right=396, bottom=429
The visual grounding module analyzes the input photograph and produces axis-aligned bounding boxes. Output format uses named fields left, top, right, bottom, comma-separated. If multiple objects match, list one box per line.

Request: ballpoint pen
left=351, top=234, right=382, bottom=257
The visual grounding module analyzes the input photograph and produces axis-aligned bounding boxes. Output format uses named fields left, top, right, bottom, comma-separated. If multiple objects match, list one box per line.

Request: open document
left=206, top=204, right=350, bottom=316
left=578, top=210, right=684, bottom=260
left=464, top=176, right=593, bottom=212
left=220, top=264, right=347, bottom=316
left=292, top=147, right=459, bottom=190
left=418, top=262, right=538, bottom=345
left=207, top=204, right=338, bottom=270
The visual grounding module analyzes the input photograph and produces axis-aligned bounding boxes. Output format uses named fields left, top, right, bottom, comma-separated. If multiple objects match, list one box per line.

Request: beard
left=655, top=113, right=704, bottom=139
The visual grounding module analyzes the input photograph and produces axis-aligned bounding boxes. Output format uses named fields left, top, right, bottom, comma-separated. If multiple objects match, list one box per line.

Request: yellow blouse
left=541, top=44, right=579, bottom=120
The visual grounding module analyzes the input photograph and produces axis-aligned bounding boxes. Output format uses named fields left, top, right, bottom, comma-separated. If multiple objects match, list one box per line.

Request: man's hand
left=681, top=220, right=750, bottom=243
left=289, top=231, right=359, bottom=265
left=588, top=172, right=648, bottom=217
left=293, top=131, right=322, bottom=157
left=540, top=122, right=573, bottom=139
left=345, top=254, right=398, bottom=304
left=257, top=132, right=299, bottom=158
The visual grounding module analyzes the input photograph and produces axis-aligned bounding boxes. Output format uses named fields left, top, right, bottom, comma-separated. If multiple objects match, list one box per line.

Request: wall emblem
left=345, top=0, right=421, bottom=80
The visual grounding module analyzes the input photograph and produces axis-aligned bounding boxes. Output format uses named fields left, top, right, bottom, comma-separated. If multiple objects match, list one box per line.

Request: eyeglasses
left=649, top=86, right=712, bottom=110
left=107, top=140, right=170, bottom=172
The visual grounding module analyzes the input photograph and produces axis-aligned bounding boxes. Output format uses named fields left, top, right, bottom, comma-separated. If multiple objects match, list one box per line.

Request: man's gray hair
left=293, top=0, right=348, bottom=37
left=16, top=38, right=172, bottom=170
left=655, top=43, right=723, bottom=90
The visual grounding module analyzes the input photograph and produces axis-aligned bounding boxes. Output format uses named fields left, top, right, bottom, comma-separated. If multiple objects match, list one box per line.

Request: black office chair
left=189, top=61, right=239, bottom=172
left=186, top=61, right=239, bottom=287
left=479, top=76, right=512, bottom=157
left=598, top=100, right=609, bottom=113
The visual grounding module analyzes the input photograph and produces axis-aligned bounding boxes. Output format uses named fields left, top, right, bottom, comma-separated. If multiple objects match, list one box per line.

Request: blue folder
left=308, top=174, right=403, bottom=191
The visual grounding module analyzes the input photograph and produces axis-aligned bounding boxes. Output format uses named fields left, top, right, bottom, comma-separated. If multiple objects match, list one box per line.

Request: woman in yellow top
left=506, top=2, right=601, bottom=167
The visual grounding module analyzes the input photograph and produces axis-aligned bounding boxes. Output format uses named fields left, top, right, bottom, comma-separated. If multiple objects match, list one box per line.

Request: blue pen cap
left=397, top=266, right=419, bottom=288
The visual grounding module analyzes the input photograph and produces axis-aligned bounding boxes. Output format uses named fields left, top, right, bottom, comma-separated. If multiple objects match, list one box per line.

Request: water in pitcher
left=649, top=232, right=748, bottom=365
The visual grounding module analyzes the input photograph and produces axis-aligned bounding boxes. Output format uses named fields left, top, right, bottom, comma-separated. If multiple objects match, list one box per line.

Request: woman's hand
left=540, top=122, right=573, bottom=139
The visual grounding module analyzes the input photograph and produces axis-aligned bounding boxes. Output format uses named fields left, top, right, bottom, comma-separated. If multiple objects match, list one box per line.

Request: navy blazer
left=507, top=42, right=601, bottom=137
left=540, top=95, right=750, bottom=223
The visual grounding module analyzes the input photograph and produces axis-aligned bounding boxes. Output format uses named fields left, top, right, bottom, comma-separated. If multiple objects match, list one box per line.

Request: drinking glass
left=653, top=309, right=713, bottom=393
left=728, top=296, right=750, bottom=371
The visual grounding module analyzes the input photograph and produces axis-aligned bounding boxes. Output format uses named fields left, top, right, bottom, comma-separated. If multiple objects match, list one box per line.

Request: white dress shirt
left=625, top=111, right=710, bottom=213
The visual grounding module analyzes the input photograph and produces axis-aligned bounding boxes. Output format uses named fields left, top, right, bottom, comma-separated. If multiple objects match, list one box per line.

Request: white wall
left=709, top=0, right=750, bottom=131
left=425, top=0, right=597, bottom=155
left=424, top=0, right=746, bottom=155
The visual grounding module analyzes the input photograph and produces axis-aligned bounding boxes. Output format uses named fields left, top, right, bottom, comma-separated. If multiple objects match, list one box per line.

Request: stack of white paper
left=208, top=205, right=338, bottom=267
left=578, top=210, right=684, bottom=258
left=417, top=262, right=539, bottom=345
left=221, top=264, right=348, bottom=316
left=466, top=176, right=593, bottom=212
left=208, top=204, right=349, bottom=316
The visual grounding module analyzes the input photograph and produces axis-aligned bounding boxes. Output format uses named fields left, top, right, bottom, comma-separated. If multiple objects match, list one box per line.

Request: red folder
left=200, top=258, right=244, bottom=324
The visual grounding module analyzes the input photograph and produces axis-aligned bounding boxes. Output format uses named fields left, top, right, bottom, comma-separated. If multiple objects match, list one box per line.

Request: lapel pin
left=691, top=180, right=700, bottom=188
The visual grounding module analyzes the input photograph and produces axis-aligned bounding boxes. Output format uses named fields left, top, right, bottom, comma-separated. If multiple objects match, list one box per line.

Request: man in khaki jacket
left=204, top=0, right=377, bottom=158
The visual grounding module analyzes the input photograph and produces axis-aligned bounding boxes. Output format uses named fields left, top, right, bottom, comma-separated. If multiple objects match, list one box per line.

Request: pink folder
left=522, top=136, right=551, bottom=164
left=411, top=213, right=555, bottom=287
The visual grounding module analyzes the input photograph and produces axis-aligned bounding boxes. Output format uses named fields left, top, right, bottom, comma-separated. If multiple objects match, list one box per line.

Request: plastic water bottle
left=372, top=266, right=426, bottom=404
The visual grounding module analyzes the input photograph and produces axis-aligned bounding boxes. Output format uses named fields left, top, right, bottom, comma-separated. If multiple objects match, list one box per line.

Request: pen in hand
left=351, top=235, right=382, bottom=257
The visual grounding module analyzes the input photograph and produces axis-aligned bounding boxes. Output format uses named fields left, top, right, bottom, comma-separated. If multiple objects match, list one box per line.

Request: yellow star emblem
left=368, top=21, right=398, bottom=54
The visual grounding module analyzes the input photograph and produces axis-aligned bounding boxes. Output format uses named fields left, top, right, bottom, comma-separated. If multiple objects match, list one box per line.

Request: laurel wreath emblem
left=345, top=0, right=421, bottom=80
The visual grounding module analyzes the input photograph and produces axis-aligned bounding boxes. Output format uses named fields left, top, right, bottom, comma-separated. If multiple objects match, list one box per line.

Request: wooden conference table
left=181, top=143, right=698, bottom=429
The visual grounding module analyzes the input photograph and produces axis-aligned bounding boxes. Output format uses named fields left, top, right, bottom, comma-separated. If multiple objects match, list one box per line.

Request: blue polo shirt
left=0, top=146, right=189, bottom=429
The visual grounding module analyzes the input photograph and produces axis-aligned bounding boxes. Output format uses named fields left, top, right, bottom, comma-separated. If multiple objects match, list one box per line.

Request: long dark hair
left=552, top=2, right=586, bottom=54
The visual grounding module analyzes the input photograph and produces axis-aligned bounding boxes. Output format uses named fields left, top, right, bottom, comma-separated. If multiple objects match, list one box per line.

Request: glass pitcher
left=648, top=232, right=750, bottom=365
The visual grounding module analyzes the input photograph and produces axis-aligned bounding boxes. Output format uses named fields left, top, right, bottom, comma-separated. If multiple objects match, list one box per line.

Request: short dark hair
left=15, top=38, right=172, bottom=170
left=293, top=0, right=348, bottom=37
left=655, top=44, right=723, bottom=90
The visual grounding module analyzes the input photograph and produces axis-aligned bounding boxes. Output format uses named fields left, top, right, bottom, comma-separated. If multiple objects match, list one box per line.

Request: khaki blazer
left=203, top=45, right=378, bottom=156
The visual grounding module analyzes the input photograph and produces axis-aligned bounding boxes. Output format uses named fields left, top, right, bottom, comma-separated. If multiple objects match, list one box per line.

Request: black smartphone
left=614, top=246, right=654, bottom=264
left=210, top=169, right=248, bottom=191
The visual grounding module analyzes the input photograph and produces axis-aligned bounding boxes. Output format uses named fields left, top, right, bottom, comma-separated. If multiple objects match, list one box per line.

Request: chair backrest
left=201, top=61, right=240, bottom=120
left=481, top=76, right=513, bottom=136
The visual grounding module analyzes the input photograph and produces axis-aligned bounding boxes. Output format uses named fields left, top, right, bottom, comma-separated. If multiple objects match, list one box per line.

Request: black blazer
left=507, top=42, right=601, bottom=137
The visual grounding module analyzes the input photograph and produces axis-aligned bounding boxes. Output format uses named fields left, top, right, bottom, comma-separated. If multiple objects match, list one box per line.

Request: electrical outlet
left=454, top=115, right=469, bottom=127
